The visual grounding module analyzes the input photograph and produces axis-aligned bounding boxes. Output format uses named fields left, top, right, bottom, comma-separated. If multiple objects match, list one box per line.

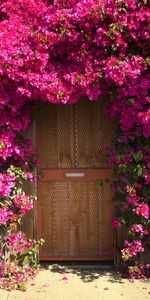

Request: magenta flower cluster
left=0, top=261, right=36, bottom=290
left=13, top=195, right=33, bottom=216
left=134, top=204, right=149, bottom=220
left=0, top=0, right=149, bottom=287
left=130, top=224, right=148, bottom=236
left=121, top=240, right=144, bottom=260
left=0, top=208, right=13, bottom=225
left=6, top=232, right=33, bottom=253
left=0, top=173, right=16, bottom=197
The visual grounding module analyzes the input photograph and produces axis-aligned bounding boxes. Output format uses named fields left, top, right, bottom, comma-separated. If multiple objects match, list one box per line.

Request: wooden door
left=36, top=99, right=114, bottom=260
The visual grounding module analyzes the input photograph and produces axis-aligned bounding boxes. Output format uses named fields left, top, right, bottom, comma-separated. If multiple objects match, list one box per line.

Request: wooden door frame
left=33, top=103, right=115, bottom=262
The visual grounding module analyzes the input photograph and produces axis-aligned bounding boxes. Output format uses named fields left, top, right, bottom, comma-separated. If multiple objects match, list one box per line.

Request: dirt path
left=0, top=265, right=149, bottom=300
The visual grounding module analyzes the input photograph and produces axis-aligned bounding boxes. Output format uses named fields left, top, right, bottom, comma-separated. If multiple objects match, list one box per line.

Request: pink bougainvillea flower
left=6, top=232, right=33, bottom=253
left=13, top=194, right=33, bottom=215
left=130, top=224, right=148, bottom=236
left=133, top=204, right=149, bottom=219
left=43, top=283, right=50, bottom=287
left=62, top=272, right=68, bottom=281
left=0, top=173, right=16, bottom=197
left=111, top=216, right=122, bottom=228
left=0, top=208, right=13, bottom=225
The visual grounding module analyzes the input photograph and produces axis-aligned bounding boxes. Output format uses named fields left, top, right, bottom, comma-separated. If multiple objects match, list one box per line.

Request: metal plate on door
left=65, top=172, right=85, bottom=178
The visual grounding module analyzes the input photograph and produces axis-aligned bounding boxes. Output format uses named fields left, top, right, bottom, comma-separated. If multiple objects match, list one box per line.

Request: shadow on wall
left=41, top=261, right=125, bottom=284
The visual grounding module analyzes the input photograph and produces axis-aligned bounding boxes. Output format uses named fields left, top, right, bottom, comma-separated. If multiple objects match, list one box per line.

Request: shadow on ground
left=41, top=261, right=125, bottom=284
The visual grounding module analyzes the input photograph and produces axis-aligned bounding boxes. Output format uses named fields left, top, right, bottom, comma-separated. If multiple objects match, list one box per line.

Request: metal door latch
left=65, top=172, right=85, bottom=178
left=39, top=171, right=44, bottom=178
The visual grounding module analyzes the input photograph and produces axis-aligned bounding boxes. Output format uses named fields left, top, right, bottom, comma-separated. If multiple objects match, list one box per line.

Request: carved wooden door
left=36, top=99, right=114, bottom=260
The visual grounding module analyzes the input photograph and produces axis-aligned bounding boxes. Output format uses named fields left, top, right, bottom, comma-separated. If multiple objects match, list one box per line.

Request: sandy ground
left=0, top=264, right=150, bottom=300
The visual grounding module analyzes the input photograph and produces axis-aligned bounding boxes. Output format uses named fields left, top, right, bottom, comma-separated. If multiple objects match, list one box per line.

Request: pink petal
left=62, top=272, right=68, bottom=280
left=104, top=287, right=109, bottom=291
left=43, top=283, right=50, bottom=287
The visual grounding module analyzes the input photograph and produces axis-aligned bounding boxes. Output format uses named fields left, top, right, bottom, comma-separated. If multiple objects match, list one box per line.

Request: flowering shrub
left=0, top=208, right=13, bottom=225
left=0, top=261, right=36, bottom=290
left=13, top=195, right=33, bottom=216
left=0, top=233, right=44, bottom=290
left=0, top=0, right=150, bottom=287
left=121, top=240, right=144, bottom=261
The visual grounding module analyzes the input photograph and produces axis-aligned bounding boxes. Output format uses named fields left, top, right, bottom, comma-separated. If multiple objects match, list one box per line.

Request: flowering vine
left=0, top=0, right=150, bottom=288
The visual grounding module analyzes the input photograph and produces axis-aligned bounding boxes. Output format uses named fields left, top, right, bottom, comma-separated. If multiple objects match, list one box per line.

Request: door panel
left=36, top=99, right=114, bottom=260
left=38, top=179, right=113, bottom=258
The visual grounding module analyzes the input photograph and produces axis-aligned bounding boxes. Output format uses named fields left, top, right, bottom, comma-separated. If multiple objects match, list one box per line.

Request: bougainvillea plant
left=0, top=0, right=149, bottom=289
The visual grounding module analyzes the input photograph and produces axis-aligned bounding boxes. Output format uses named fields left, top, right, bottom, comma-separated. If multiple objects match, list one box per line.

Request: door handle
left=39, top=171, right=44, bottom=178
